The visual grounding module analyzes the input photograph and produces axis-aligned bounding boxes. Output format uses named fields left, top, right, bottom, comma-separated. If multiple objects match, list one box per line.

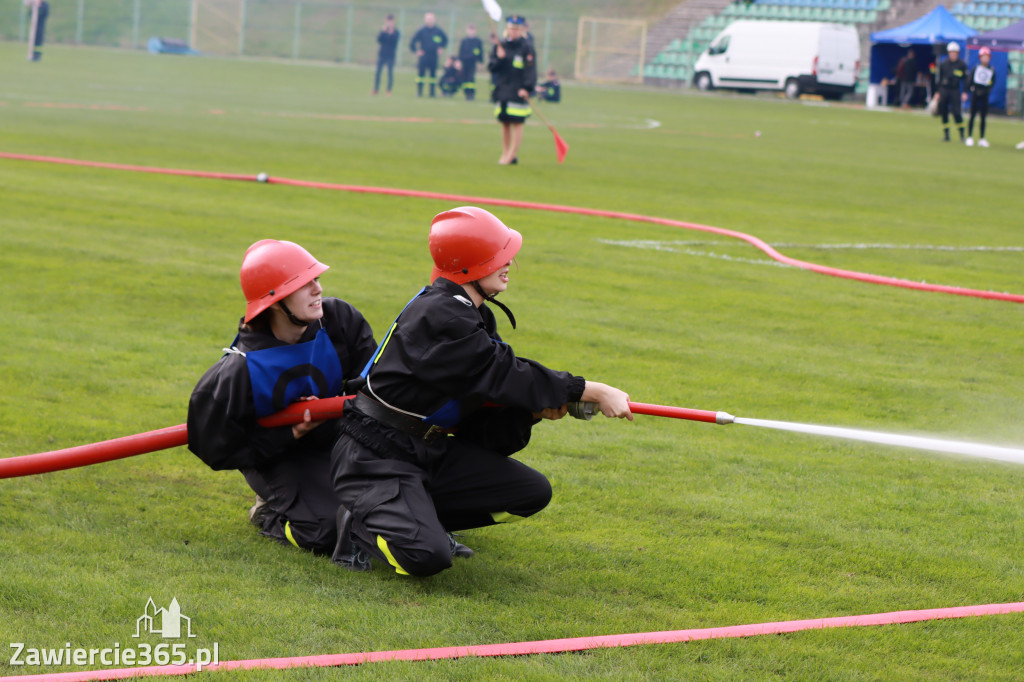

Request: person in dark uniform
left=536, top=68, right=561, bottom=102
left=409, top=12, right=448, bottom=97
left=329, top=207, right=633, bottom=577
left=966, top=47, right=996, bottom=148
left=457, top=24, right=484, bottom=101
left=438, top=55, right=463, bottom=97
left=488, top=15, right=537, bottom=165
left=373, top=14, right=400, bottom=95
left=936, top=42, right=968, bottom=143
left=188, top=240, right=376, bottom=557
left=28, top=0, right=49, bottom=62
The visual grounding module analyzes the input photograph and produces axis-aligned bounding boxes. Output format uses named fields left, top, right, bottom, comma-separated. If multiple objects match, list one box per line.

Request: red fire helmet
left=240, top=239, right=329, bottom=322
left=428, top=206, right=523, bottom=284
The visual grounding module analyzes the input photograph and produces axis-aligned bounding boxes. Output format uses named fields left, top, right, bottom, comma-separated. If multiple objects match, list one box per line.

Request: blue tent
left=869, top=6, right=977, bottom=97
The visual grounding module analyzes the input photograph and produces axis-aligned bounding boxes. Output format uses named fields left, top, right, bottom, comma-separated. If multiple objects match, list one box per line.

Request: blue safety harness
left=359, top=287, right=466, bottom=429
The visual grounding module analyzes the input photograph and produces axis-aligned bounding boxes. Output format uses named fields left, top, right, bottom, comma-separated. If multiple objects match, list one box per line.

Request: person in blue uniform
left=373, top=14, right=400, bottom=95
left=187, top=240, right=376, bottom=557
left=409, top=12, right=448, bottom=97
left=457, top=24, right=484, bottom=101
left=488, top=15, right=537, bottom=165
left=965, top=47, right=996, bottom=148
left=329, top=206, right=633, bottom=577
left=28, top=0, right=49, bottom=62
left=438, top=55, right=463, bottom=97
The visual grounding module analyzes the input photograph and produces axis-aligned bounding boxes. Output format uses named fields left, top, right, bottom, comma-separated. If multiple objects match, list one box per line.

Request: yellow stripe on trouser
left=495, top=103, right=532, bottom=117
left=377, top=535, right=410, bottom=575
left=284, top=521, right=300, bottom=548
left=490, top=511, right=526, bottom=524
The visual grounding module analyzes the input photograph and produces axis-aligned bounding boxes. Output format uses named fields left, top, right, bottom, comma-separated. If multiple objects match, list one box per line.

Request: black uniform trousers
left=462, top=61, right=477, bottom=100
left=332, top=429, right=552, bottom=577
left=968, top=92, right=990, bottom=138
left=374, top=56, right=395, bottom=93
left=242, top=449, right=339, bottom=555
left=417, top=56, right=439, bottom=96
left=938, top=87, right=964, bottom=130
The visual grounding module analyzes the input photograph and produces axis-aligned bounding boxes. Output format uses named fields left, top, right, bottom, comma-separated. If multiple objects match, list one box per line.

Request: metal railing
left=2, top=0, right=578, bottom=74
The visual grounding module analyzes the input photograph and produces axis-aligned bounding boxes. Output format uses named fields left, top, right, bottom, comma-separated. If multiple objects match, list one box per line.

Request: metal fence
left=1, top=0, right=579, bottom=74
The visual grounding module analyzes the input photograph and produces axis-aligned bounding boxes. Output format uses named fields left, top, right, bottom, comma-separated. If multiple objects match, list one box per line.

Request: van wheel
left=695, top=72, right=713, bottom=91
left=784, top=79, right=800, bottom=100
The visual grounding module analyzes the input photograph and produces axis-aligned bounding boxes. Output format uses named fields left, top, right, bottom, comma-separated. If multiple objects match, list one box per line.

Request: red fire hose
left=0, top=398, right=731, bottom=479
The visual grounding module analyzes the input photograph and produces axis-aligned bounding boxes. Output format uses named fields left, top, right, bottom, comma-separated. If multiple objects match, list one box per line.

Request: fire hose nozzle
left=567, top=401, right=598, bottom=421
left=716, top=411, right=735, bottom=425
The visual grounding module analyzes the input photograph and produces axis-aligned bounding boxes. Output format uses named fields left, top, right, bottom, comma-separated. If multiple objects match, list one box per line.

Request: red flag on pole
left=531, top=102, right=568, bottom=164
left=551, top=127, right=569, bottom=164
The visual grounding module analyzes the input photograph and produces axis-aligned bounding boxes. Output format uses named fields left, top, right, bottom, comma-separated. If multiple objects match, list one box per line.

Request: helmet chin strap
left=472, top=281, right=517, bottom=330
left=277, top=301, right=309, bottom=328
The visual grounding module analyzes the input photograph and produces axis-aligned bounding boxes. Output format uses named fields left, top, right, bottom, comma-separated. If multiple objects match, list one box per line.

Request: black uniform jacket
left=937, top=58, right=968, bottom=91
left=488, top=37, right=537, bottom=102
left=377, top=28, right=400, bottom=60
left=410, top=26, right=448, bottom=56
left=458, top=36, right=484, bottom=65
left=188, top=298, right=376, bottom=471
left=352, top=278, right=585, bottom=459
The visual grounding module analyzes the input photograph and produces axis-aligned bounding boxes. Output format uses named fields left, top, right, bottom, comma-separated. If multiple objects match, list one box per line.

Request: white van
left=692, top=21, right=859, bottom=100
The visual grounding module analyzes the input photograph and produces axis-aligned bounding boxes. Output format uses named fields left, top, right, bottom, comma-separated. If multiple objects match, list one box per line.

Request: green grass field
left=2, top=41, right=1024, bottom=680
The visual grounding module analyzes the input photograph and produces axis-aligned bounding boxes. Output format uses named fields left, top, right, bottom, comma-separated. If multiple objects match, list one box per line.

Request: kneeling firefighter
left=330, top=206, right=632, bottom=576
left=188, top=239, right=376, bottom=555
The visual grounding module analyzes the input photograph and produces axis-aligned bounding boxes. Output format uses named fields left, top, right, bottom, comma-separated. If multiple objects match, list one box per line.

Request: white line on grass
left=598, top=237, right=1024, bottom=261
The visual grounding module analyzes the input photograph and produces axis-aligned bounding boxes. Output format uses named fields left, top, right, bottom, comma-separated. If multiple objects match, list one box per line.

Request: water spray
left=570, top=402, right=1024, bottom=466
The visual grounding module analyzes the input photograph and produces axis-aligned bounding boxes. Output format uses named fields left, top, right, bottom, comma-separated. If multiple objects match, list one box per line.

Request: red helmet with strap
left=240, top=240, right=328, bottom=322
left=429, top=207, right=522, bottom=284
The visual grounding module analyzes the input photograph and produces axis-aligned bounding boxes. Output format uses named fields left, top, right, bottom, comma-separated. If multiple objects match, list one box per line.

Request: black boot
left=448, top=533, right=474, bottom=558
left=332, top=508, right=372, bottom=572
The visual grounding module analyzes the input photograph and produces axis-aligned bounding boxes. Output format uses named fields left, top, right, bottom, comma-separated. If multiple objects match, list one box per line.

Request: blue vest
left=236, top=328, right=344, bottom=418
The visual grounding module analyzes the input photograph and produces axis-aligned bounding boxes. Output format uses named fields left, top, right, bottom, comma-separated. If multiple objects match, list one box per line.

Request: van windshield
left=708, top=35, right=730, bottom=56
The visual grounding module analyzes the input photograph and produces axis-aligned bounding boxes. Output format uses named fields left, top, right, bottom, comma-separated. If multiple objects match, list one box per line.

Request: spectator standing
left=373, top=14, right=400, bottom=95
left=965, top=47, right=996, bottom=148
left=935, top=42, right=968, bottom=143
left=26, top=0, right=49, bottom=62
left=895, top=49, right=917, bottom=109
left=458, top=24, right=484, bottom=101
left=410, top=12, right=448, bottom=98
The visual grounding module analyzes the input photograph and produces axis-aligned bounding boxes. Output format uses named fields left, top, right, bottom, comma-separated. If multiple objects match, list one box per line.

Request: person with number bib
left=966, top=47, right=997, bottom=148
left=329, top=207, right=632, bottom=577
left=187, top=240, right=376, bottom=556
left=489, top=15, right=537, bottom=165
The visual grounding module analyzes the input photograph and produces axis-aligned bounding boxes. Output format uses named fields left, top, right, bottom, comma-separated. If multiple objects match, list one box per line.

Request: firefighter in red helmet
left=330, top=207, right=631, bottom=577
left=188, top=240, right=376, bottom=555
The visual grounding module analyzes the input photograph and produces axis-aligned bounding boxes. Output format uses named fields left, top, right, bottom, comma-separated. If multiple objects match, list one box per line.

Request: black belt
left=353, top=392, right=450, bottom=441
